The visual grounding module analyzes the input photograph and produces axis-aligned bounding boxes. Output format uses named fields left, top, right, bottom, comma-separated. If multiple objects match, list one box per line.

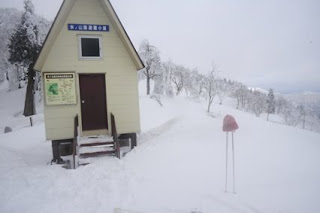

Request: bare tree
left=139, top=40, right=161, bottom=95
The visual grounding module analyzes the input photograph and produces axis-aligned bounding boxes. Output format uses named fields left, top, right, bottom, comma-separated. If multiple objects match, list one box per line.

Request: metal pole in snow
left=225, top=132, right=228, bottom=192
left=223, top=114, right=239, bottom=194
left=232, top=131, right=236, bottom=194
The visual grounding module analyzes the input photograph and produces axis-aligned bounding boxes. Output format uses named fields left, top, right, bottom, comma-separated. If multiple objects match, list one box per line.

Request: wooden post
left=23, top=63, right=36, bottom=116
left=29, top=117, right=33, bottom=127
left=130, top=133, right=137, bottom=149
left=72, top=115, right=78, bottom=169
left=111, top=113, right=120, bottom=158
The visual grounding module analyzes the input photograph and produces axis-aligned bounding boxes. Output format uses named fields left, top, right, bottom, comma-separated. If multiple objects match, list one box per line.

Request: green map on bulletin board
left=44, top=73, right=76, bottom=105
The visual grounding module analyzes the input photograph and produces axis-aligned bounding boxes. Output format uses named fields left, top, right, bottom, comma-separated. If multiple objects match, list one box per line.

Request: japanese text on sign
left=68, top=24, right=109, bottom=32
left=44, top=73, right=77, bottom=105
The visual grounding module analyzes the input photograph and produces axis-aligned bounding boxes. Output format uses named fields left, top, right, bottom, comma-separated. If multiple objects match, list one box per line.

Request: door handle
left=81, top=100, right=85, bottom=104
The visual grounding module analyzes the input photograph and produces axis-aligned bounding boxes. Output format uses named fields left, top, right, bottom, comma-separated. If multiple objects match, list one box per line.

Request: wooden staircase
left=72, top=113, right=120, bottom=168
left=79, top=135, right=116, bottom=158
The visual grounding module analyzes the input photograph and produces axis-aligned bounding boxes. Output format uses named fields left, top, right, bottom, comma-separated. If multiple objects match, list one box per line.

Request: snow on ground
left=0, top=83, right=320, bottom=213
left=0, top=80, right=9, bottom=92
left=0, top=83, right=43, bottom=134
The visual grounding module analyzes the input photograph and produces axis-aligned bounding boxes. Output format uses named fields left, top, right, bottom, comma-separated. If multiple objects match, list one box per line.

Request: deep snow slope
left=0, top=87, right=320, bottom=213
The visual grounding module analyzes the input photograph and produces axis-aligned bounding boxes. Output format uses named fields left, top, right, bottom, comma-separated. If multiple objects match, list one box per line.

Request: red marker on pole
left=223, top=115, right=239, bottom=194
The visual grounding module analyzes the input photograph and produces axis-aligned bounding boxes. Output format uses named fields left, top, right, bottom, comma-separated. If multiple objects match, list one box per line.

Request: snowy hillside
left=0, top=82, right=320, bottom=213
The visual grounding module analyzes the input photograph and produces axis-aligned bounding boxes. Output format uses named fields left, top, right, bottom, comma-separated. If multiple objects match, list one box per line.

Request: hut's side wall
left=42, top=0, right=140, bottom=140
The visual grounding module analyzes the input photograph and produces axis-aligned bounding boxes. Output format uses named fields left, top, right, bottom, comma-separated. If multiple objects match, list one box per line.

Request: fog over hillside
left=285, top=91, right=320, bottom=117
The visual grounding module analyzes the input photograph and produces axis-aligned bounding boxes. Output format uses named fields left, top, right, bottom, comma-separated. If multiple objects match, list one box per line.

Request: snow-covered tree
left=231, top=82, right=249, bottom=109
left=0, top=6, right=50, bottom=88
left=0, top=8, right=22, bottom=83
left=152, top=65, right=164, bottom=95
left=282, top=101, right=299, bottom=126
left=8, top=0, right=41, bottom=68
left=7, top=67, right=20, bottom=91
left=217, top=79, right=228, bottom=105
left=7, top=0, right=47, bottom=116
left=248, top=90, right=266, bottom=117
left=192, top=71, right=206, bottom=98
left=266, top=88, right=275, bottom=121
left=139, top=40, right=161, bottom=95
left=183, top=68, right=204, bottom=98
left=162, top=60, right=174, bottom=97
left=172, top=65, right=189, bottom=96
left=275, top=96, right=288, bottom=114
left=297, top=104, right=307, bottom=129
left=205, top=67, right=217, bottom=112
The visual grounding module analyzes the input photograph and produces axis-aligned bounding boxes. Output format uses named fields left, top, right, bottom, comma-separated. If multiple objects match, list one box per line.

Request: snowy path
left=127, top=99, right=320, bottom=213
left=0, top=96, right=320, bottom=213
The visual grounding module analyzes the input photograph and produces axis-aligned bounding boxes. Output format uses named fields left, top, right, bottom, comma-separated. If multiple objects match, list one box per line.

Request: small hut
left=33, top=0, right=144, bottom=163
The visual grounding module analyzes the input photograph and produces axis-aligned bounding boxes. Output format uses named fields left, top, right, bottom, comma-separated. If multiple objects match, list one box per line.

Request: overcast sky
left=1, top=0, right=319, bottom=93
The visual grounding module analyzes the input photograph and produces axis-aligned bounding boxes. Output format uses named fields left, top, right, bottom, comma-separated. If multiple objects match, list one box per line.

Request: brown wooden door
left=79, top=74, right=108, bottom=131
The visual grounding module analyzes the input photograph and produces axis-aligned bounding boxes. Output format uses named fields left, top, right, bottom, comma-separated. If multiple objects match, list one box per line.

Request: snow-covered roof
left=33, top=0, right=144, bottom=71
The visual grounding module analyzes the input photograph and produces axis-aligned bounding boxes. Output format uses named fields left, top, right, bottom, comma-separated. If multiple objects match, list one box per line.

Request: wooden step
left=79, top=135, right=114, bottom=145
left=80, top=150, right=115, bottom=158
left=79, top=145, right=114, bottom=154
left=80, top=141, right=114, bottom=147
